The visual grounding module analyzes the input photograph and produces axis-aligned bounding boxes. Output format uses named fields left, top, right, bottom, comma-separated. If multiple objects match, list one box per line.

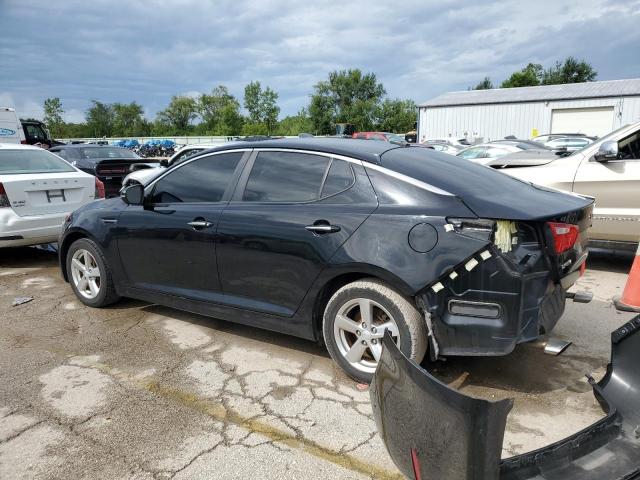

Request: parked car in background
left=423, top=139, right=463, bottom=155
left=59, top=138, right=592, bottom=383
left=0, top=107, right=26, bottom=144
left=0, top=143, right=101, bottom=247
left=531, top=133, right=594, bottom=144
left=49, top=144, right=155, bottom=197
left=423, top=137, right=467, bottom=148
left=456, top=143, right=524, bottom=164
left=490, top=139, right=552, bottom=151
left=545, top=136, right=593, bottom=152
left=122, top=142, right=227, bottom=188
left=495, top=121, right=640, bottom=251
left=352, top=132, right=407, bottom=144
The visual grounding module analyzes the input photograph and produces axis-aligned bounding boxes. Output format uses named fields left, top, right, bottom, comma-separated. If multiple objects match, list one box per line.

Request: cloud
left=1, top=0, right=638, bottom=120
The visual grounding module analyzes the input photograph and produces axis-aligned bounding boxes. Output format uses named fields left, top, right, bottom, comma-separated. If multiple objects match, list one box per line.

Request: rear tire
left=66, top=238, right=120, bottom=307
left=323, top=278, right=427, bottom=384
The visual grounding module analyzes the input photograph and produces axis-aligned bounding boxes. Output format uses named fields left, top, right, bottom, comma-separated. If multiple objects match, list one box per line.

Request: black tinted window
left=321, top=160, right=354, bottom=197
left=152, top=152, right=243, bottom=203
left=243, top=151, right=329, bottom=202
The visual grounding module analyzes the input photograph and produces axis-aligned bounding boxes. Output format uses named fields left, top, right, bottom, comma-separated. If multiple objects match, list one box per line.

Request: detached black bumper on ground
left=370, top=315, right=640, bottom=480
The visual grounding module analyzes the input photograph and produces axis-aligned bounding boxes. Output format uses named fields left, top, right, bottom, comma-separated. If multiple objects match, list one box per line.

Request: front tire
left=67, top=238, right=120, bottom=307
left=323, top=278, right=427, bottom=383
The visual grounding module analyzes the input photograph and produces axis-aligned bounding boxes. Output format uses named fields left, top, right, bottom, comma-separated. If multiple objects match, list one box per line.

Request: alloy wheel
left=333, top=298, right=400, bottom=373
left=70, top=249, right=102, bottom=299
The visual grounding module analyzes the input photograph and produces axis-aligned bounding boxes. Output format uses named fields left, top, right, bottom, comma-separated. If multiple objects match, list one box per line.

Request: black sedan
left=58, top=138, right=593, bottom=382
left=50, top=144, right=156, bottom=197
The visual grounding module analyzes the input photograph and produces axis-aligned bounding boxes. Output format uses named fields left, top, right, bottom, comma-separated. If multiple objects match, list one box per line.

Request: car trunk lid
left=2, top=172, right=95, bottom=216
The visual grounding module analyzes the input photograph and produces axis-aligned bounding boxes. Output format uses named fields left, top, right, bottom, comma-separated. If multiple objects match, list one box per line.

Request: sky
left=1, top=0, right=639, bottom=123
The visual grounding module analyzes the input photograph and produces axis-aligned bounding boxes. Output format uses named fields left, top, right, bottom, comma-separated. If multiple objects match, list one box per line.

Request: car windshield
left=76, top=147, right=139, bottom=159
left=0, top=149, right=76, bottom=174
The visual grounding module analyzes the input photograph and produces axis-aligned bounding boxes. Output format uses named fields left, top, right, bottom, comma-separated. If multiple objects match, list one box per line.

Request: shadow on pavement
left=141, top=303, right=329, bottom=359
left=426, top=342, right=603, bottom=396
left=0, top=245, right=59, bottom=268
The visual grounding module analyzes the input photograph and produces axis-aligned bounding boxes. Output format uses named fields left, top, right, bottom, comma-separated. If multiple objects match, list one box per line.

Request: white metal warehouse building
left=418, top=78, right=640, bottom=142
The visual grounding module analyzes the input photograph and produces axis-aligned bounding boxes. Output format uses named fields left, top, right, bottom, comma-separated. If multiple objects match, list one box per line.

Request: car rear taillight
left=94, top=177, right=105, bottom=199
left=548, top=222, right=579, bottom=253
left=0, top=183, right=9, bottom=208
left=20, top=140, right=27, bottom=144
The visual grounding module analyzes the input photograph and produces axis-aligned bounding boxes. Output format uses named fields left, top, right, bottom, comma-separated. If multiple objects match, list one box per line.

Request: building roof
left=419, top=78, right=640, bottom=108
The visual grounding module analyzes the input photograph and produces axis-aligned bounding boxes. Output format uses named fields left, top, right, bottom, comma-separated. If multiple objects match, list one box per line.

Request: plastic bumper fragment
left=370, top=315, right=640, bottom=480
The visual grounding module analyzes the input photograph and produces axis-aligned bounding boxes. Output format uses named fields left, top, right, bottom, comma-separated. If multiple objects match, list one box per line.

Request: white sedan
left=456, top=143, right=523, bottom=165
left=0, top=143, right=101, bottom=247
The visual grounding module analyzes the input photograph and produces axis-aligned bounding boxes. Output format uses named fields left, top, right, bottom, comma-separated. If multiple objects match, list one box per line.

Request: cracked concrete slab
left=0, top=246, right=636, bottom=479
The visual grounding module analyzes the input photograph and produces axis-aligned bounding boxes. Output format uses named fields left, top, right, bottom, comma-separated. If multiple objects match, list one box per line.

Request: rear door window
left=151, top=151, right=243, bottom=203
left=243, top=151, right=329, bottom=202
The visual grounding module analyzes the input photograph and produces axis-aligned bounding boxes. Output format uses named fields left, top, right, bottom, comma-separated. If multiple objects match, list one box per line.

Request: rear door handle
left=188, top=220, right=213, bottom=229
left=305, top=224, right=340, bottom=234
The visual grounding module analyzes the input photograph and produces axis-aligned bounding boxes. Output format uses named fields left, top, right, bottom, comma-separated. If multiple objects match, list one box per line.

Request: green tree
left=155, top=95, right=198, bottom=134
left=541, top=57, right=597, bottom=85
left=199, top=86, right=244, bottom=135
left=261, top=87, right=280, bottom=135
left=500, top=63, right=543, bottom=88
left=244, top=81, right=262, bottom=124
left=309, top=69, right=386, bottom=134
left=375, top=99, right=417, bottom=133
left=473, top=77, right=493, bottom=90
left=112, top=102, right=150, bottom=136
left=275, top=109, right=314, bottom=135
left=43, top=97, right=65, bottom=136
left=308, top=85, right=335, bottom=135
left=85, top=100, right=115, bottom=137
left=243, top=82, right=280, bottom=135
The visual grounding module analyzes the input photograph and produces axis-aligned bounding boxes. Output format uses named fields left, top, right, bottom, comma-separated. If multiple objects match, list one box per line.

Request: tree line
left=472, top=57, right=597, bottom=90
left=42, top=70, right=417, bottom=139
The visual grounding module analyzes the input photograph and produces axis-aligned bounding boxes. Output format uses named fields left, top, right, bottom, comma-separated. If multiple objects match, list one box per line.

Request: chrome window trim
left=251, top=148, right=453, bottom=197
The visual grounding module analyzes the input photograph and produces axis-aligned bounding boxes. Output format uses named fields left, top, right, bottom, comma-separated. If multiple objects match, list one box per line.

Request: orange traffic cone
left=614, top=242, right=640, bottom=313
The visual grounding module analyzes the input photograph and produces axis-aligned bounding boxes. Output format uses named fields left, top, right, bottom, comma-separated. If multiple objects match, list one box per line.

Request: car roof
left=208, top=137, right=401, bottom=164
left=0, top=143, right=42, bottom=150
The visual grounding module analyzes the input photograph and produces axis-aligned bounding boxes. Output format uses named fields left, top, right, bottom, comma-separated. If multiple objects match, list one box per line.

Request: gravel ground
left=0, top=246, right=635, bottom=479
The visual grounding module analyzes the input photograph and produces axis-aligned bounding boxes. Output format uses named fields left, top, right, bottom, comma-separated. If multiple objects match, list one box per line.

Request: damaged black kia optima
left=59, top=138, right=593, bottom=382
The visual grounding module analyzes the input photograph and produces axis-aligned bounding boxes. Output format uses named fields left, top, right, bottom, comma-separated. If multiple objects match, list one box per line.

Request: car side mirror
left=594, top=141, right=618, bottom=162
left=160, top=159, right=169, bottom=168
left=121, top=184, right=144, bottom=205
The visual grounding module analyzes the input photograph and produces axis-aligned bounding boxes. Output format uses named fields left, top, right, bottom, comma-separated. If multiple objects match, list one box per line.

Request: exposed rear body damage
left=417, top=204, right=592, bottom=357
left=370, top=316, right=640, bottom=480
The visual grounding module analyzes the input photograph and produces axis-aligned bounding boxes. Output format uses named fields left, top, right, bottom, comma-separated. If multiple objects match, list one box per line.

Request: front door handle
left=305, top=223, right=341, bottom=234
left=188, top=220, right=213, bottom=229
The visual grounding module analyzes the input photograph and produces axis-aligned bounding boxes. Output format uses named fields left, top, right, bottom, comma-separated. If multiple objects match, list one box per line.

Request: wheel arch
left=310, top=266, right=417, bottom=341
left=59, top=228, right=100, bottom=282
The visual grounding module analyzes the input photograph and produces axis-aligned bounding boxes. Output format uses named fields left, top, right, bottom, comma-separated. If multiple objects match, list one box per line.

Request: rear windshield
left=76, top=147, right=139, bottom=159
left=0, top=149, right=76, bottom=174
